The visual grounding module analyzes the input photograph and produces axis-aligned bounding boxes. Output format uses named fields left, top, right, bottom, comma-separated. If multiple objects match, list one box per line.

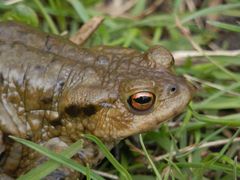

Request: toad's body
left=0, top=22, right=193, bottom=179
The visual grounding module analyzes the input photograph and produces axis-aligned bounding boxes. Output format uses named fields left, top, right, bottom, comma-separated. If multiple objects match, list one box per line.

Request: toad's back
left=0, top=21, right=193, bottom=179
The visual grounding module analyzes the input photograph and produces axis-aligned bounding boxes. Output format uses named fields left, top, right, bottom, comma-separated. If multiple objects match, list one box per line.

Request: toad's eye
left=128, top=92, right=155, bottom=111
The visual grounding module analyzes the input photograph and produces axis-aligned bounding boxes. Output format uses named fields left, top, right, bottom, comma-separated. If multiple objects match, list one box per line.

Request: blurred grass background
left=1, top=0, right=240, bottom=179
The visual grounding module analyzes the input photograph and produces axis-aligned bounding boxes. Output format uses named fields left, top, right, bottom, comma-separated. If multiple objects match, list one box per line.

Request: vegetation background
left=1, top=0, right=240, bottom=179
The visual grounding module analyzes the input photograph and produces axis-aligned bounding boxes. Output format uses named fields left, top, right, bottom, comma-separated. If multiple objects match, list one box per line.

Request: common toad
left=0, top=21, right=194, bottom=179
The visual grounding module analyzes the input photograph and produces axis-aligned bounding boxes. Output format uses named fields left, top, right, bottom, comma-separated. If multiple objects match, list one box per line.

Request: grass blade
left=139, top=134, right=162, bottom=180
left=193, top=97, right=240, bottom=110
left=85, top=134, right=132, bottom=180
left=33, top=0, right=59, bottom=34
left=192, top=111, right=240, bottom=126
left=67, top=0, right=89, bottom=22
left=181, top=3, right=240, bottom=24
left=207, top=20, right=240, bottom=33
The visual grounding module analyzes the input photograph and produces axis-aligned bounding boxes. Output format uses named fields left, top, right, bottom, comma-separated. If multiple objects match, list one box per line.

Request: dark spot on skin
left=34, top=65, right=42, bottom=70
left=50, top=57, right=57, bottom=64
left=82, top=105, right=96, bottom=116
left=59, top=81, right=65, bottom=87
left=44, top=35, right=52, bottom=52
left=2, top=133, right=14, bottom=143
left=0, top=72, right=3, bottom=85
left=34, top=65, right=45, bottom=72
left=49, top=119, right=63, bottom=126
left=0, top=151, right=6, bottom=163
left=65, top=104, right=97, bottom=118
left=65, top=105, right=81, bottom=117
left=41, top=97, right=53, bottom=104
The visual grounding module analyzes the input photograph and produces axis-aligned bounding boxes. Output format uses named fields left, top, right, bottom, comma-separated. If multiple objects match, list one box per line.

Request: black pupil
left=134, top=96, right=151, bottom=104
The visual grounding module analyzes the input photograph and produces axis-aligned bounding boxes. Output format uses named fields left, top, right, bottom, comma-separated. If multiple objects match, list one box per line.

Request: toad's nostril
left=169, top=85, right=177, bottom=94
left=171, top=87, right=176, bottom=92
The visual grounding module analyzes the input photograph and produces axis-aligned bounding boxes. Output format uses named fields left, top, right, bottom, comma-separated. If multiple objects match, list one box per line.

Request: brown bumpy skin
left=0, top=21, right=194, bottom=179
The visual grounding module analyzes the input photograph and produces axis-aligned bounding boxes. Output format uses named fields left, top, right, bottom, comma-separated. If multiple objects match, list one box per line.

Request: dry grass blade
left=96, top=0, right=137, bottom=17
left=4, top=0, right=23, bottom=5
left=173, top=50, right=240, bottom=65
left=154, top=137, right=240, bottom=161
left=93, top=170, right=119, bottom=180
left=70, top=16, right=104, bottom=45
left=136, top=0, right=164, bottom=19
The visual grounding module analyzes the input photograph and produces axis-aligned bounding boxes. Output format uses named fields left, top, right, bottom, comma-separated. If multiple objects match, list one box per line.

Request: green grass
left=1, top=0, right=240, bottom=179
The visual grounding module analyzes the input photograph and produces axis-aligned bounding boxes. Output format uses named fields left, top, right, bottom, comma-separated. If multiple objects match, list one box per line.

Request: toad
left=0, top=21, right=194, bottom=179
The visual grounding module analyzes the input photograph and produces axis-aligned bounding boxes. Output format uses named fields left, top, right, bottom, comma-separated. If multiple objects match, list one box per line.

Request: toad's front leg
left=16, top=137, right=80, bottom=179
left=15, top=137, right=110, bottom=179
left=0, top=131, right=14, bottom=180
